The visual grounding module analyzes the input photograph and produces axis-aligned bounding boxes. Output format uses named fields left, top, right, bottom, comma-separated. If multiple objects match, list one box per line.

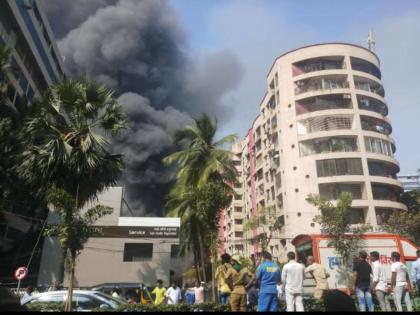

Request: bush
left=25, top=302, right=64, bottom=312
left=117, top=302, right=230, bottom=312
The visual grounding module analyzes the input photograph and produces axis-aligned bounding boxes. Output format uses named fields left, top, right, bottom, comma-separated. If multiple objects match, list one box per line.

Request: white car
left=21, top=290, right=127, bottom=311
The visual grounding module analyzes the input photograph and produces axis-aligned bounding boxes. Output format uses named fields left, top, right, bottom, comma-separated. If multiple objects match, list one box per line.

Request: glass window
left=316, top=158, right=363, bottom=177
left=299, top=137, right=358, bottom=156
left=364, top=137, right=393, bottom=156
left=123, top=243, right=153, bottom=262
left=349, top=208, right=365, bottom=224
left=73, top=294, right=102, bottom=311
left=170, top=245, right=180, bottom=258
left=319, top=183, right=363, bottom=200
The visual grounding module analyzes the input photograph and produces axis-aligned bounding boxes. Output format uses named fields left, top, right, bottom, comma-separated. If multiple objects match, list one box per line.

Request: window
left=171, top=245, right=180, bottom=258
left=297, top=115, right=353, bottom=134
left=375, top=208, right=395, bottom=225
left=234, top=207, right=242, bottom=212
left=361, top=116, right=391, bottom=135
left=234, top=194, right=242, bottom=201
left=319, top=183, right=363, bottom=200
left=123, top=243, right=153, bottom=262
left=73, top=294, right=102, bottom=311
left=316, top=158, right=363, bottom=177
left=365, top=137, right=393, bottom=156
left=299, top=137, right=358, bottom=156
left=295, top=94, right=352, bottom=115
left=350, top=57, right=381, bottom=79
left=372, top=184, right=399, bottom=201
left=357, top=95, right=387, bottom=116
left=234, top=219, right=243, bottom=225
left=368, top=161, right=397, bottom=178
left=235, top=232, right=243, bottom=238
left=349, top=208, right=365, bottom=224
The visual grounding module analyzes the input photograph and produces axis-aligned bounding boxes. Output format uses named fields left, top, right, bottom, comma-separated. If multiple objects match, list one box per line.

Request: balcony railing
left=354, top=77, right=384, bottom=97
left=297, top=115, right=353, bottom=135
left=292, top=56, right=345, bottom=76
left=361, top=116, right=391, bottom=135
left=357, top=95, right=388, bottom=116
left=295, top=94, right=352, bottom=115
left=295, top=78, right=350, bottom=95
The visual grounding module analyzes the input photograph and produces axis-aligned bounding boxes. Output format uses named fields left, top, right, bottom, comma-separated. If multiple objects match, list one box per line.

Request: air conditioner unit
left=343, top=94, right=352, bottom=99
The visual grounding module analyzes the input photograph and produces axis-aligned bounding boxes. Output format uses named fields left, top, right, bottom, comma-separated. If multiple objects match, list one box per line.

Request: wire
left=26, top=218, right=48, bottom=270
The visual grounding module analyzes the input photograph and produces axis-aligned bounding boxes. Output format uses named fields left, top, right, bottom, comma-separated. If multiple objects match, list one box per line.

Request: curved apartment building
left=221, top=43, right=407, bottom=261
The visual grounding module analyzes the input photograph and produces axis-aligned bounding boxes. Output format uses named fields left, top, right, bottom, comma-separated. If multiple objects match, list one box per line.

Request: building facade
left=0, top=0, right=64, bottom=286
left=38, top=187, right=189, bottom=288
left=221, top=43, right=407, bottom=261
left=0, top=0, right=64, bottom=106
left=398, top=172, right=420, bottom=191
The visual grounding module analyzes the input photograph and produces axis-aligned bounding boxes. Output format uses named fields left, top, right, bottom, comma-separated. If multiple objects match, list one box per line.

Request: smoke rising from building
left=42, top=0, right=243, bottom=215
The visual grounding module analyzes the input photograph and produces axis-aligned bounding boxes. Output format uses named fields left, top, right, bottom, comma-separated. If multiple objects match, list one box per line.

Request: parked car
left=21, top=290, right=127, bottom=311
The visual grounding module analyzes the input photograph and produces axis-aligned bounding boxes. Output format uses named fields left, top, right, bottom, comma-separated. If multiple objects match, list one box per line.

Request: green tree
left=381, top=189, right=420, bottom=245
left=164, top=114, right=238, bottom=301
left=18, top=79, right=126, bottom=205
left=45, top=188, right=113, bottom=312
left=18, top=79, right=125, bottom=284
left=244, top=205, right=284, bottom=262
left=0, top=47, right=48, bottom=285
left=306, top=192, right=371, bottom=288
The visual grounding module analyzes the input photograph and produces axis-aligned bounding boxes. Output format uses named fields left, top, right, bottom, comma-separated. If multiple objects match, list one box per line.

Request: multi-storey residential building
left=0, top=0, right=64, bottom=286
left=398, top=171, right=420, bottom=191
left=221, top=43, right=407, bottom=262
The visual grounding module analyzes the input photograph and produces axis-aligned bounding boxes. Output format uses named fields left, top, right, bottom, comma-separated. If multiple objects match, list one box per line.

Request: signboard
left=89, top=226, right=179, bottom=239
left=14, top=266, right=28, bottom=281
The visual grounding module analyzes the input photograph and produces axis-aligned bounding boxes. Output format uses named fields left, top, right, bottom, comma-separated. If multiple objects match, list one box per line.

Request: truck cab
left=292, top=233, right=419, bottom=290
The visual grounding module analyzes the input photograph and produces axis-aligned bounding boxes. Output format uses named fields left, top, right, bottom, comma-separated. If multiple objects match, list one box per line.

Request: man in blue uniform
left=255, top=251, right=282, bottom=312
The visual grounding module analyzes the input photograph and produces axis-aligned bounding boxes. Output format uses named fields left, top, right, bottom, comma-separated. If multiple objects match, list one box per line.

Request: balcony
left=350, top=57, right=381, bottom=79
left=299, top=136, right=358, bottom=156
left=365, top=136, right=394, bottom=157
left=368, top=160, right=398, bottom=179
left=316, top=158, right=363, bottom=177
left=319, top=183, right=364, bottom=200
left=295, top=75, right=349, bottom=95
left=297, top=115, right=354, bottom=135
left=375, top=207, right=396, bottom=225
left=372, top=183, right=401, bottom=202
left=361, top=116, right=392, bottom=135
left=292, top=56, right=345, bottom=76
left=357, top=95, right=388, bottom=116
left=354, top=76, right=384, bottom=97
left=295, top=93, right=352, bottom=115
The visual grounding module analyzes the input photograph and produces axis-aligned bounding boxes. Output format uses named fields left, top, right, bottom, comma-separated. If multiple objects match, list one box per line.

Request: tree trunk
left=193, top=246, right=201, bottom=282
left=57, top=247, right=67, bottom=285
left=198, top=234, right=207, bottom=285
left=210, top=235, right=216, bottom=303
left=64, top=251, right=75, bottom=312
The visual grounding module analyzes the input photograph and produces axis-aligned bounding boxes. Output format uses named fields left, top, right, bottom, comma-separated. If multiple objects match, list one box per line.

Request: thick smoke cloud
left=42, top=0, right=243, bottom=215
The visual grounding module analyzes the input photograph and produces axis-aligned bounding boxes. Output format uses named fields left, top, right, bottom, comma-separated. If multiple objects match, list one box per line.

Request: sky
left=168, top=0, right=420, bottom=175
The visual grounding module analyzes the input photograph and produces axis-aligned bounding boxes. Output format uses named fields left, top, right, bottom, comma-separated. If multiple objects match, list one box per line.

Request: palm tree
left=17, top=79, right=126, bottom=287
left=164, top=114, right=238, bottom=299
left=18, top=79, right=126, bottom=206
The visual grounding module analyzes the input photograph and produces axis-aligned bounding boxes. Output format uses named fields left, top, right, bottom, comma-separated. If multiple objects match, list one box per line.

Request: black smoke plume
left=41, top=0, right=243, bottom=216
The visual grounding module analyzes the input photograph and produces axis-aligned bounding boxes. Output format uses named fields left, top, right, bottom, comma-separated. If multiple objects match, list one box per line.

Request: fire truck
left=292, top=233, right=419, bottom=290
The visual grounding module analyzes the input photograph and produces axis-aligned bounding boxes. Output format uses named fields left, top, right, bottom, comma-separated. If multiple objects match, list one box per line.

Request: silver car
left=21, top=290, right=127, bottom=311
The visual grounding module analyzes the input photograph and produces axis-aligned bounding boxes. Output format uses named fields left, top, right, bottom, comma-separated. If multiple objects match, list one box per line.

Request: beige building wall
left=221, top=43, right=406, bottom=262
left=38, top=187, right=190, bottom=288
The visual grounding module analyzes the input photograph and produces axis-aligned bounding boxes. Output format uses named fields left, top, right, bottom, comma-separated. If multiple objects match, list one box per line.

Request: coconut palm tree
left=18, top=79, right=126, bottom=206
left=17, top=79, right=126, bottom=289
left=164, top=114, right=238, bottom=299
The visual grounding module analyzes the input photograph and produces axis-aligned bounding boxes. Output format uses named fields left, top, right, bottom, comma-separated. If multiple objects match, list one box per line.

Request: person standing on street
left=352, top=250, right=374, bottom=312
left=411, top=249, right=420, bottom=294
left=370, top=251, right=391, bottom=311
left=166, top=282, right=182, bottom=305
left=305, top=255, right=329, bottom=300
left=246, top=281, right=259, bottom=312
left=224, top=255, right=254, bottom=312
left=192, top=280, right=205, bottom=304
left=215, top=253, right=232, bottom=304
left=391, top=251, right=413, bottom=312
left=255, top=251, right=281, bottom=312
left=152, top=280, right=167, bottom=305
left=281, top=251, right=305, bottom=312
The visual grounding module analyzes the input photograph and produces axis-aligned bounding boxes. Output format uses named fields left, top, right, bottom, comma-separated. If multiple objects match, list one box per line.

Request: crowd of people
left=15, top=249, right=420, bottom=312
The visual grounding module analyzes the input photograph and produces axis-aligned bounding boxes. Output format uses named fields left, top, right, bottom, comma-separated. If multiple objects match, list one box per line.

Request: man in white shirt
left=281, top=251, right=305, bottom=312
left=370, top=251, right=391, bottom=311
left=166, top=282, right=182, bottom=305
left=391, top=251, right=413, bottom=312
